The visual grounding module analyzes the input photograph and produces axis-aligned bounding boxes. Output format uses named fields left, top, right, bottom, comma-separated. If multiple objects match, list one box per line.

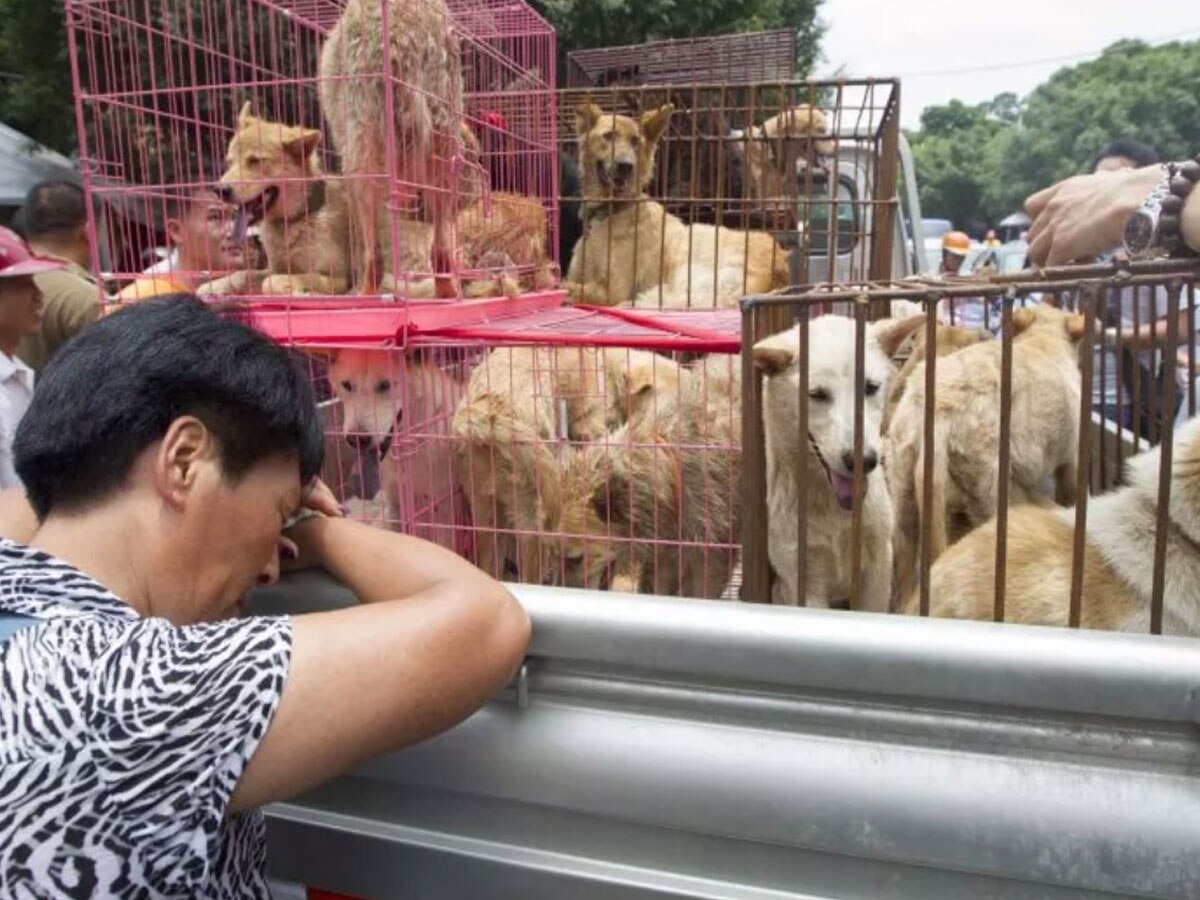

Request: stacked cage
left=66, top=0, right=559, bottom=301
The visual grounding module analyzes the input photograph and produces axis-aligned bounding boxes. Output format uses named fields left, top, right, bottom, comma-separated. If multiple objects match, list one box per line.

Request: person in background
left=939, top=230, right=970, bottom=276
left=0, top=227, right=65, bottom=489
left=1027, top=151, right=1200, bottom=437
left=16, top=181, right=104, bottom=373
left=117, top=185, right=245, bottom=301
left=984, top=229, right=1001, bottom=248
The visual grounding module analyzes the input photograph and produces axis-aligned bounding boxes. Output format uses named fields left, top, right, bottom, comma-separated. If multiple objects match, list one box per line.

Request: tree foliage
left=909, top=39, right=1200, bottom=232
left=0, top=0, right=75, bottom=154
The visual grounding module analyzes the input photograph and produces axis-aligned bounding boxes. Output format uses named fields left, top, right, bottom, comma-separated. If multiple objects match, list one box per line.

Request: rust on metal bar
left=1069, top=288, right=1098, bottom=628
left=1150, top=281, right=1182, bottom=635
left=993, top=293, right=1015, bottom=623
left=796, top=309, right=810, bottom=607
left=850, top=298, right=867, bottom=608
left=740, top=303, right=771, bottom=603
left=919, top=294, right=938, bottom=617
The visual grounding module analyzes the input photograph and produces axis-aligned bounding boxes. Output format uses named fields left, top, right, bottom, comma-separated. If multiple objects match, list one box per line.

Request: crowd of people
left=0, top=138, right=1198, bottom=898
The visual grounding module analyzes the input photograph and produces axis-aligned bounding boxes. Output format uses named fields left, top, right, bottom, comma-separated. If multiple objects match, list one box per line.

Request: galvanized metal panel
left=250, top=574, right=1200, bottom=899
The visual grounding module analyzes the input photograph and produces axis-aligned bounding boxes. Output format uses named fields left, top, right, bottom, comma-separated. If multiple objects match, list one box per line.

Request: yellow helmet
left=942, top=231, right=971, bottom=256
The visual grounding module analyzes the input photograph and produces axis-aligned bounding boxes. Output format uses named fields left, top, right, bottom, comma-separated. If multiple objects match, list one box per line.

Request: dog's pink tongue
left=827, top=470, right=857, bottom=511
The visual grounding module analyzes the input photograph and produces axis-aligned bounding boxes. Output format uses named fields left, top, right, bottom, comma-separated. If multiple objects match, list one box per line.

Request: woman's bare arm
left=229, top=517, right=529, bottom=813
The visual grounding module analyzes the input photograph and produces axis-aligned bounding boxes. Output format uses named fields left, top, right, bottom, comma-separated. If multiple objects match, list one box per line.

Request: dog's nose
left=614, top=161, right=634, bottom=179
left=216, top=184, right=235, bottom=203
left=842, top=450, right=878, bottom=474
left=346, top=433, right=375, bottom=451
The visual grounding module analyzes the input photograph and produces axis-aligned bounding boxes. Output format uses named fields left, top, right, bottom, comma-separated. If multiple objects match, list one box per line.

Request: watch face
left=1124, top=211, right=1155, bottom=256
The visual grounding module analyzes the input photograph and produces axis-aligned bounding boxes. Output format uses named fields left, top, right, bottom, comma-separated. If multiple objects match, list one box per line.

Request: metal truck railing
left=252, top=572, right=1200, bottom=900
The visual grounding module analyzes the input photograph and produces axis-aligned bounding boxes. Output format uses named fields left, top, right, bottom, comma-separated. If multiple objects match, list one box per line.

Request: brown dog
left=885, top=304, right=1086, bottom=600
left=565, top=103, right=790, bottom=309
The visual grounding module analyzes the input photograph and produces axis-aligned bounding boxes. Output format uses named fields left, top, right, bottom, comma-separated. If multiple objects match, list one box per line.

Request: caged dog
left=909, top=416, right=1200, bottom=637
left=452, top=346, right=682, bottom=583
left=320, top=0, right=463, bottom=297
left=564, top=102, right=791, bottom=309
left=753, top=315, right=921, bottom=610
left=328, top=349, right=464, bottom=545
left=881, top=319, right=992, bottom=435
left=885, top=304, right=1087, bottom=601
left=542, top=355, right=742, bottom=600
left=727, top=105, right=837, bottom=203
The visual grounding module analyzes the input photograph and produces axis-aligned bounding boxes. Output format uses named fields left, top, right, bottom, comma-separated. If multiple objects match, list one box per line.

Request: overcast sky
left=818, top=1, right=1200, bottom=128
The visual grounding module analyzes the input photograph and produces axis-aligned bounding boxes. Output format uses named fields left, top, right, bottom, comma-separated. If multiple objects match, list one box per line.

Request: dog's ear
left=1065, top=312, right=1088, bottom=341
left=640, top=104, right=674, bottom=146
left=238, top=101, right=254, bottom=127
left=283, top=127, right=322, bottom=159
left=752, top=335, right=796, bottom=375
left=575, top=102, right=603, bottom=137
left=1011, top=307, right=1038, bottom=335
left=870, top=314, right=926, bottom=360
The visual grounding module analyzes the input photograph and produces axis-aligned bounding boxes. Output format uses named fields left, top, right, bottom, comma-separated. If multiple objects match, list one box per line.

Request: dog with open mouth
left=218, top=103, right=353, bottom=296
left=753, top=315, right=919, bottom=610
left=327, top=349, right=464, bottom=546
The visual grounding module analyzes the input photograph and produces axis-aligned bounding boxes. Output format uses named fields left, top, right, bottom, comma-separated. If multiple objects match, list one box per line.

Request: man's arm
left=0, top=488, right=38, bottom=542
left=228, top=517, right=530, bottom=813
left=1026, top=164, right=1200, bottom=267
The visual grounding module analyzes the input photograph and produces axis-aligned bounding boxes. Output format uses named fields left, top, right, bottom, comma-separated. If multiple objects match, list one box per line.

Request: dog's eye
left=864, top=380, right=881, bottom=397
left=376, top=379, right=392, bottom=394
left=602, top=130, right=615, bottom=141
left=808, top=387, right=831, bottom=403
left=245, top=155, right=262, bottom=167
left=629, top=135, right=640, bottom=147
left=340, top=379, right=354, bottom=393
left=565, top=552, right=584, bottom=565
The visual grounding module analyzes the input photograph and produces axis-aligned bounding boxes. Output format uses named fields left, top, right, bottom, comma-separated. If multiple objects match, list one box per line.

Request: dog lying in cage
left=909, top=416, right=1200, bottom=636
left=753, top=315, right=919, bottom=610
left=451, top=346, right=682, bottom=584
left=541, top=355, right=742, bottom=599
left=564, top=102, right=791, bottom=309
left=885, top=304, right=1087, bottom=602
left=727, top=105, right=837, bottom=203
left=320, top=0, right=463, bottom=297
left=327, top=349, right=465, bottom=546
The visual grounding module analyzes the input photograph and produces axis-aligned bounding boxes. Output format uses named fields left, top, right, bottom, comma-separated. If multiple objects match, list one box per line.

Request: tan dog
left=328, top=349, right=464, bottom=545
left=219, top=104, right=353, bottom=295
left=564, top=103, right=790, bottom=309
left=320, top=0, right=463, bottom=297
left=909, top=417, right=1200, bottom=636
left=886, top=304, right=1086, bottom=601
left=452, top=346, right=682, bottom=582
left=542, top=355, right=741, bottom=599
left=728, top=105, right=836, bottom=201
left=754, top=316, right=917, bottom=610
left=881, top=320, right=992, bottom=435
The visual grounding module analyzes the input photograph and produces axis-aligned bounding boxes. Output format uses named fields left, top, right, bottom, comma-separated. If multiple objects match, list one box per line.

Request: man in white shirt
left=0, top=227, right=66, bottom=489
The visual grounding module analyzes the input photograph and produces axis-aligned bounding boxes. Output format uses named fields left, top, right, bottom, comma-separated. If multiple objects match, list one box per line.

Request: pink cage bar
left=64, top=0, right=559, bottom=305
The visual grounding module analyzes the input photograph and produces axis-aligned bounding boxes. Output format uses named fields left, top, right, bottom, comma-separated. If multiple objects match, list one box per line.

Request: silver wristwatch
left=1123, top=165, right=1172, bottom=260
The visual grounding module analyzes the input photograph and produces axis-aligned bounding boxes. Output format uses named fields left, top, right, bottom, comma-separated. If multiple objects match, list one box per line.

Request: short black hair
left=23, top=180, right=87, bottom=238
left=1090, top=139, right=1160, bottom=173
left=15, top=295, right=323, bottom=519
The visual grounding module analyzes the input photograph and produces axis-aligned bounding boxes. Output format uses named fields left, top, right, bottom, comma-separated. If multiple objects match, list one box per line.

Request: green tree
left=531, top=0, right=824, bottom=81
left=0, top=0, right=74, bottom=154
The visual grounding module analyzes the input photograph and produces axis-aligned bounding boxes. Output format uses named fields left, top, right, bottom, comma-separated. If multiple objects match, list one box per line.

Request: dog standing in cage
left=564, top=102, right=791, bottom=309
left=327, top=349, right=464, bottom=546
left=320, top=0, right=464, bottom=297
left=885, top=304, right=1086, bottom=602
left=753, top=315, right=920, bottom=610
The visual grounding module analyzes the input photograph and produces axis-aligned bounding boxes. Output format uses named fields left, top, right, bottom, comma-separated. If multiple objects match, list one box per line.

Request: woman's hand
left=279, top=478, right=342, bottom=571
left=1025, top=165, right=1162, bottom=267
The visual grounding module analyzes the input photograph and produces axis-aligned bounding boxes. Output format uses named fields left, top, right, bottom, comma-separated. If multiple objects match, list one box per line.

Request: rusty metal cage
left=740, top=258, right=1200, bottom=636
left=565, top=30, right=797, bottom=88
left=557, top=78, right=900, bottom=310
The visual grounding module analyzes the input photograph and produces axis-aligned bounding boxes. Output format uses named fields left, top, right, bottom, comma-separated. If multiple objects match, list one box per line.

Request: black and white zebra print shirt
left=0, top=539, right=293, bottom=899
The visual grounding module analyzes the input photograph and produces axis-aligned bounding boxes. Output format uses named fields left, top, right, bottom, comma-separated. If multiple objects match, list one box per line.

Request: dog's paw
left=261, top=274, right=313, bottom=296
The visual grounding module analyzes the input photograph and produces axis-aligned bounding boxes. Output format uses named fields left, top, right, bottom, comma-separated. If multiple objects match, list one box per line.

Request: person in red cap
left=0, top=227, right=65, bottom=489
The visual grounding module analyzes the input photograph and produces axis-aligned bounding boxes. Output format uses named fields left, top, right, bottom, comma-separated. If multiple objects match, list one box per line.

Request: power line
left=896, top=25, right=1200, bottom=79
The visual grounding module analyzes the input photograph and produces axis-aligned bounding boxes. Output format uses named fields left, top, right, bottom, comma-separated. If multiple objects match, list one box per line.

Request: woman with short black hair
left=0, top=296, right=529, bottom=899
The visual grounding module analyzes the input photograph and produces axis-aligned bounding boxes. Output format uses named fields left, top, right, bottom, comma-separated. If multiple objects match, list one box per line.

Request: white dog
left=752, top=315, right=918, bottom=609
left=327, top=349, right=464, bottom=545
